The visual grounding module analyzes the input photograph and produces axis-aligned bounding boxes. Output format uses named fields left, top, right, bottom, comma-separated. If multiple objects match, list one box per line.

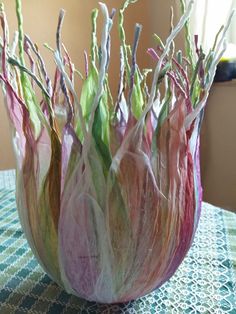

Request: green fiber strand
left=190, top=53, right=205, bottom=101
left=118, top=0, right=138, bottom=77
left=15, top=0, right=42, bottom=138
left=44, top=43, right=54, bottom=52
left=8, top=57, right=50, bottom=98
left=91, top=9, right=98, bottom=66
left=15, top=0, right=24, bottom=66
left=153, top=34, right=165, bottom=50
left=180, top=0, right=194, bottom=72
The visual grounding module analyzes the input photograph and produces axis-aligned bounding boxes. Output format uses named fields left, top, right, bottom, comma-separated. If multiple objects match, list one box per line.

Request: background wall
left=0, top=0, right=176, bottom=170
left=201, top=82, right=236, bottom=212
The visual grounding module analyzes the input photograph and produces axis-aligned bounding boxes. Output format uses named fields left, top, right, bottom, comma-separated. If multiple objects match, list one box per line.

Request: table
left=0, top=170, right=235, bottom=313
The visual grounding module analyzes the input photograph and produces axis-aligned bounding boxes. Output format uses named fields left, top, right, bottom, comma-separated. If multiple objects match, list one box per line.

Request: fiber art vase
left=0, top=0, right=232, bottom=304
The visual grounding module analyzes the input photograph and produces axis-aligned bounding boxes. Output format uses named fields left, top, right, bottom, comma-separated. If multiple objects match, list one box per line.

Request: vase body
left=12, top=98, right=202, bottom=304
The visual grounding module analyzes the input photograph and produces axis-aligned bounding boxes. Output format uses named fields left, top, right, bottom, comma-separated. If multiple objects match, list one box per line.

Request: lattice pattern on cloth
left=0, top=170, right=235, bottom=314
left=0, top=170, right=15, bottom=190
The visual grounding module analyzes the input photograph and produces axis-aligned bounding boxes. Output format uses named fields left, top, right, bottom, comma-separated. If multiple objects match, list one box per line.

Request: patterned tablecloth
left=0, top=170, right=235, bottom=314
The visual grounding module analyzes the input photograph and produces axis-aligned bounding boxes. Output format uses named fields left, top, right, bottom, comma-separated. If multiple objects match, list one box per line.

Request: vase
left=0, top=0, right=230, bottom=304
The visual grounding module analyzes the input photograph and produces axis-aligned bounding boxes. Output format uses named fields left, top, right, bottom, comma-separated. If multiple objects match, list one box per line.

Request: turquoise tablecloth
left=0, top=170, right=235, bottom=313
